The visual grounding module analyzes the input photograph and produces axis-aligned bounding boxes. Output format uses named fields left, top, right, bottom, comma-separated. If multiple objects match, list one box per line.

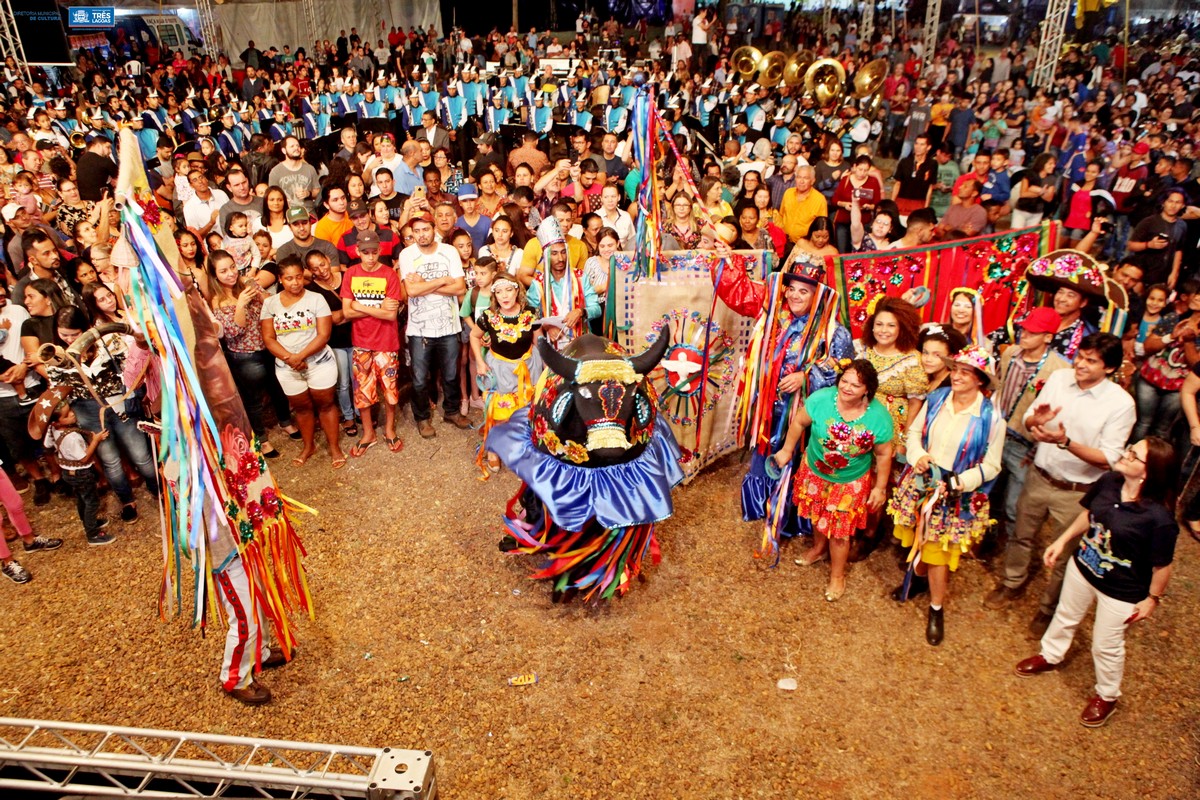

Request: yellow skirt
left=894, top=524, right=964, bottom=571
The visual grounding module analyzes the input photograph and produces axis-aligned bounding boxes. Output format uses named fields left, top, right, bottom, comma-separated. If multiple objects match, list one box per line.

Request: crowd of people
left=0, top=7, right=1195, bottom=718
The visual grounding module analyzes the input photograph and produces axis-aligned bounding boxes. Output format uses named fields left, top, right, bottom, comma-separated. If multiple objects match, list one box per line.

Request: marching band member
left=568, top=94, right=593, bottom=132
left=268, top=108, right=292, bottom=142
left=419, top=75, right=440, bottom=113
left=460, top=67, right=486, bottom=120
left=527, top=88, right=554, bottom=142
left=440, top=78, right=468, bottom=134
left=218, top=109, right=243, bottom=158
left=603, top=93, right=627, bottom=135
left=401, top=91, right=426, bottom=133
left=356, top=85, right=386, bottom=120
left=484, top=91, right=510, bottom=133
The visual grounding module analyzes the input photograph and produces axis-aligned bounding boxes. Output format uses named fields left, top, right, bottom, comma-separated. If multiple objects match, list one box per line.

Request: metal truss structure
left=922, top=0, right=942, bottom=69
left=860, top=0, right=875, bottom=50
left=0, top=0, right=30, bottom=84
left=1032, top=0, right=1071, bottom=89
left=195, top=0, right=221, bottom=57
left=0, top=718, right=436, bottom=799
left=302, top=0, right=321, bottom=52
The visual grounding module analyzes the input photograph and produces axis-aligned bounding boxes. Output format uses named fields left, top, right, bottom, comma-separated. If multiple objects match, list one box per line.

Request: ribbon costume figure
left=488, top=331, right=683, bottom=602
left=94, top=129, right=313, bottom=705
left=713, top=258, right=854, bottom=559
left=526, top=216, right=599, bottom=352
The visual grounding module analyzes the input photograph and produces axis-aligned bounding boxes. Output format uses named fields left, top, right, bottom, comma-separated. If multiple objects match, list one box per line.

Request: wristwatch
left=1149, top=593, right=1164, bottom=603
left=1057, top=436, right=1071, bottom=450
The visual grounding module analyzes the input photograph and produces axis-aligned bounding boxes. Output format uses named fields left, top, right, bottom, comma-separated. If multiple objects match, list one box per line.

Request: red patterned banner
left=825, top=223, right=1056, bottom=339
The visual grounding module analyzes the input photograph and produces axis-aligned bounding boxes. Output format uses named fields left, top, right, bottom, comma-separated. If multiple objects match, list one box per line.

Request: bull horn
left=66, top=322, right=133, bottom=362
left=628, top=325, right=671, bottom=377
left=538, top=337, right=577, bottom=380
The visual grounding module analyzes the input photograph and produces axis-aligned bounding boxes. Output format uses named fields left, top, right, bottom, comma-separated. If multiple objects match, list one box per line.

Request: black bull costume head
left=532, top=331, right=671, bottom=468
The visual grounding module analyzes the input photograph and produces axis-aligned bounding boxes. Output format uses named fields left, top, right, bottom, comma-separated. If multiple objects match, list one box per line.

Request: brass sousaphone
left=757, top=51, right=788, bottom=87
left=803, top=58, right=847, bottom=107
left=783, top=50, right=815, bottom=87
left=731, top=46, right=764, bottom=81
left=852, top=58, right=889, bottom=99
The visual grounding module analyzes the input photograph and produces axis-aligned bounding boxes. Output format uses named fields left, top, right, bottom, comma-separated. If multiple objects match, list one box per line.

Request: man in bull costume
left=489, top=330, right=683, bottom=602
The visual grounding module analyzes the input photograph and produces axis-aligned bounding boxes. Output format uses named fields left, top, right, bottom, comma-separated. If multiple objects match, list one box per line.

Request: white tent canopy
left=210, top=0, right=443, bottom=57
left=57, top=0, right=443, bottom=59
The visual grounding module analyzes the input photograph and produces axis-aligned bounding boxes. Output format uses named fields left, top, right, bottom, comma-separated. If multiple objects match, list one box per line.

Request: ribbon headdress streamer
left=111, top=128, right=313, bottom=659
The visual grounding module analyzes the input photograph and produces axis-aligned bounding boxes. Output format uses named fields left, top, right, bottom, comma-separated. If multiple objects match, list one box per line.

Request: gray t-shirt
left=268, top=160, right=320, bottom=211
left=274, top=236, right=338, bottom=268
left=218, top=197, right=265, bottom=238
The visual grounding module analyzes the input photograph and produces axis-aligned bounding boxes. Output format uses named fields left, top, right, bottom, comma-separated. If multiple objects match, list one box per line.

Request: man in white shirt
left=596, top=184, right=634, bottom=249
left=182, top=169, right=230, bottom=238
left=397, top=213, right=470, bottom=438
left=985, top=333, right=1135, bottom=638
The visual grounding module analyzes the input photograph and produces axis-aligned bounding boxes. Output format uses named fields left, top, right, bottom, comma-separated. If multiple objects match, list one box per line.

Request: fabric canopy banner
left=825, top=223, right=1056, bottom=339
left=214, top=0, right=443, bottom=57
left=612, top=250, right=772, bottom=483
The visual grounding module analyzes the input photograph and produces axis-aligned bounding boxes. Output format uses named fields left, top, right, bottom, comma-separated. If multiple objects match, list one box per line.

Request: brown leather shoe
left=444, top=412, right=472, bottom=430
left=983, top=583, right=1023, bottom=610
left=1014, top=654, right=1058, bottom=678
left=1080, top=695, right=1118, bottom=727
left=261, top=647, right=292, bottom=670
left=418, top=420, right=436, bottom=439
left=225, top=680, right=272, bottom=706
left=1028, top=610, right=1054, bottom=639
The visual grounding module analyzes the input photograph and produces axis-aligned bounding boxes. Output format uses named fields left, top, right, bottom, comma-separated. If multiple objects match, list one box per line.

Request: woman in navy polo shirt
left=1013, top=436, right=1179, bottom=728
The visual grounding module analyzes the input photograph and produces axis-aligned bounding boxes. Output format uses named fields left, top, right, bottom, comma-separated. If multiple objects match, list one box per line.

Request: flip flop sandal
left=385, top=436, right=404, bottom=453
left=343, top=422, right=359, bottom=437
left=331, top=456, right=348, bottom=470
left=350, top=439, right=378, bottom=458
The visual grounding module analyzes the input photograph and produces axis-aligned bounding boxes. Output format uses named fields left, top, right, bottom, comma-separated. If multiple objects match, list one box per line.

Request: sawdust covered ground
left=2, top=420, right=1198, bottom=800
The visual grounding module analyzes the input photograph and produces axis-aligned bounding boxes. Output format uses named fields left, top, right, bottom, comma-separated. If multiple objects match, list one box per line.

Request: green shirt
left=931, top=160, right=961, bottom=217
left=804, top=386, right=894, bottom=484
left=459, top=286, right=492, bottom=322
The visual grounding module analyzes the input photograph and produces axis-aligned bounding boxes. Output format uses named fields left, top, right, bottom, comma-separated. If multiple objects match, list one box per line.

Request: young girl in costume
left=470, top=269, right=542, bottom=475
left=461, top=256, right=500, bottom=412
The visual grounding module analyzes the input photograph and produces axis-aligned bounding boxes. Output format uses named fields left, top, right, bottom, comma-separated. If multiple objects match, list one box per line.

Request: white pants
left=1039, top=559, right=1136, bottom=702
left=216, top=556, right=271, bottom=691
left=1010, top=209, right=1044, bottom=230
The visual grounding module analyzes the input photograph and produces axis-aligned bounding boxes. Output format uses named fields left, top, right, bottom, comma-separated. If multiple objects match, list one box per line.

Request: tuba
left=69, top=131, right=87, bottom=149
left=783, top=50, right=814, bottom=87
left=852, top=58, right=888, bottom=99
left=757, top=51, right=787, bottom=87
left=731, top=46, right=764, bottom=81
left=803, top=59, right=846, bottom=107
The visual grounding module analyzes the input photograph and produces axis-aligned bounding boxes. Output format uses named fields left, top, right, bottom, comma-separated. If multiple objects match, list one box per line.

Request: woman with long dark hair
left=206, top=250, right=294, bottom=457
left=259, top=185, right=294, bottom=251
left=1015, top=437, right=1179, bottom=728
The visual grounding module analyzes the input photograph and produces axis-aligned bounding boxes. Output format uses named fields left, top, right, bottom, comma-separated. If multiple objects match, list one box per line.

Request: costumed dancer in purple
left=487, top=330, right=683, bottom=602
left=711, top=251, right=854, bottom=554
